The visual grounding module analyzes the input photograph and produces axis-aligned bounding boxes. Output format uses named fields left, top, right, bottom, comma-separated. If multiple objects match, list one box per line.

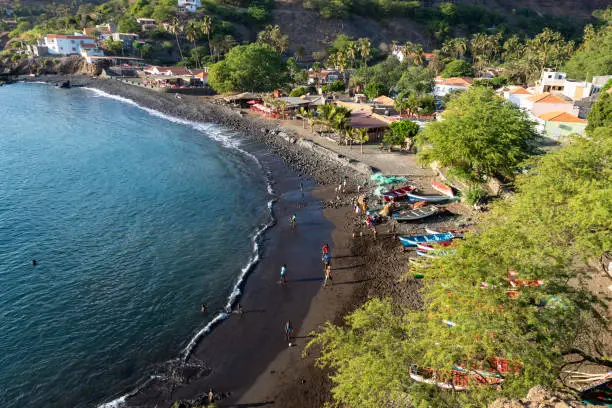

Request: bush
left=289, top=87, right=306, bottom=97
left=248, top=6, right=268, bottom=22
left=321, top=80, right=344, bottom=93
left=465, top=186, right=488, bottom=205
left=364, top=82, right=386, bottom=99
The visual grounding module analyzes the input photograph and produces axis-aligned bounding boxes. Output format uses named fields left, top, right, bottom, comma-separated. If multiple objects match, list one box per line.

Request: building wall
left=531, top=102, right=575, bottom=116
left=433, top=84, right=467, bottom=97
left=507, top=94, right=530, bottom=106
left=45, top=36, right=95, bottom=55
left=543, top=121, right=587, bottom=142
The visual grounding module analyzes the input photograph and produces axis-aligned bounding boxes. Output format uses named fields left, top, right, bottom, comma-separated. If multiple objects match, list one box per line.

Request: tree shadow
left=226, top=401, right=275, bottom=407
left=333, top=264, right=365, bottom=270
left=334, top=277, right=375, bottom=285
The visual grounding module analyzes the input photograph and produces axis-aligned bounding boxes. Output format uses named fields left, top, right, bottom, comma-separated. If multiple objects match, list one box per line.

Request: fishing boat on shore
left=398, top=231, right=455, bottom=247
left=407, top=192, right=452, bottom=202
left=382, top=185, right=418, bottom=202
left=432, top=180, right=455, bottom=198
left=393, top=206, right=438, bottom=222
left=417, top=241, right=454, bottom=252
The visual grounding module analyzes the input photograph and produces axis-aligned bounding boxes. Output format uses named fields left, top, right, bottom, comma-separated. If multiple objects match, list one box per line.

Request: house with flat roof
left=41, top=34, right=98, bottom=55
left=178, top=0, right=201, bottom=12
left=537, top=111, right=587, bottom=142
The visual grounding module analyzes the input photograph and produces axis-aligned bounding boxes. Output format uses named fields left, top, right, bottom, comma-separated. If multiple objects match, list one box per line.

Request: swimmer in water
left=32, top=259, right=37, bottom=266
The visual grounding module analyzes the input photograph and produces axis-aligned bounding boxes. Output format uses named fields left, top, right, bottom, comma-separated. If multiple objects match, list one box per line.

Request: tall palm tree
left=185, top=21, right=199, bottom=68
left=353, top=128, right=369, bottom=154
left=412, top=43, right=425, bottom=65
left=346, top=41, right=358, bottom=69
left=169, top=17, right=184, bottom=61
left=454, top=37, right=468, bottom=59
left=299, top=107, right=314, bottom=129
left=358, top=37, right=371, bottom=68
left=200, top=15, right=213, bottom=61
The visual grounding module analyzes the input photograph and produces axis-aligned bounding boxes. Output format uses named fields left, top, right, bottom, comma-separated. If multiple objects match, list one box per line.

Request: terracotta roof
left=538, top=111, right=586, bottom=123
left=527, top=92, right=570, bottom=104
left=47, top=34, right=94, bottom=40
left=509, top=87, right=531, bottom=95
left=374, top=95, right=394, bottom=106
left=435, top=77, right=473, bottom=86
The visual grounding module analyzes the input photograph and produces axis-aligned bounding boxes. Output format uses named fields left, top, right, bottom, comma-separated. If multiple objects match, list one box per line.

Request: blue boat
left=398, top=232, right=455, bottom=247
left=407, top=192, right=452, bottom=202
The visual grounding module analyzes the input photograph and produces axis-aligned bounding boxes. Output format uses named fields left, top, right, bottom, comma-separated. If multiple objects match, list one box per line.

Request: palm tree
left=358, top=37, right=371, bottom=68
left=412, top=43, right=425, bottom=65
left=353, top=128, right=370, bottom=154
left=185, top=21, right=199, bottom=68
left=200, top=15, right=213, bottom=61
left=299, top=107, right=314, bottom=129
left=346, top=41, right=358, bottom=69
left=312, top=61, right=322, bottom=89
left=455, top=37, right=468, bottom=59
left=169, top=17, right=185, bottom=61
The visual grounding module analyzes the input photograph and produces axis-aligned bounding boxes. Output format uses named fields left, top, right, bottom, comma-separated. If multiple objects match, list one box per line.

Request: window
left=548, top=75, right=552, bottom=78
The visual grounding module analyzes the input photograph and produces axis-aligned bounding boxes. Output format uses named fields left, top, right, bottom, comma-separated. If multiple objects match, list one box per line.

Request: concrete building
left=537, top=70, right=566, bottom=93
left=41, top=34, right=97, bottom=55
left=178, top=0, right=201, bottom=12
left=521, top=93, right=579, bottom=117
left=503, top=87, right=533, bottom=106
left=537, top=111, right=587, bottom=142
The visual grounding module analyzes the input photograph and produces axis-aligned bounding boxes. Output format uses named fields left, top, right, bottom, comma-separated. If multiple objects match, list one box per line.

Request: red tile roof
left=509, top=87, right=531, bottom=95
left=527, top=92, right=570, bottom=104
left=435, top=77, right=473, bottom=86
left=47, top=34, right=94, bottom=40
left=538, top=111, right=586, bottom=123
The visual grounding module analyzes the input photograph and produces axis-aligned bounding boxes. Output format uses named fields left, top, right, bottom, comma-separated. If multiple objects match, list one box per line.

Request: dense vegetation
left=308, top=86, right=612, bottom=408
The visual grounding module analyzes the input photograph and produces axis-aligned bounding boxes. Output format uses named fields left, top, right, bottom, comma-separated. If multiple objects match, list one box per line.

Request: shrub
left=321, top=80, right=344, bottom=93
left=289, top=87, right=306, bottom=97
left=465, top=186, right=488, bottom=205
left=441, top=59, right=473, bottom=78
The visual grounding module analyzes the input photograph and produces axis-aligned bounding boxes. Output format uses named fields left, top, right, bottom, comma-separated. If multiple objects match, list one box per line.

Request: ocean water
left=0, top=83, right=271, bottom=408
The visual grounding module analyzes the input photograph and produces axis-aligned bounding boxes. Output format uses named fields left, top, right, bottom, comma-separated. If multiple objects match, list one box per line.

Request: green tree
left=352, top=127, right=370, bottom=154
left=208, top=43, right=288, bottom=93
left=168, top=17, right=184, bottom=60
left=586, top=92, right=611, bottom=133
left=200, top=15, right=213, bottom=60
left=441, top=59, right=474, bottom=78
left=256, top=24, right=288, bottom=54
left=417, top=87, right=538, bottom=182
left=396, top=66, right=434, bottom=95
left=247, top=6, right=268, bottom=23
left=564, top=23, right=612, bottom=81
left=364, top=82, right=386, bottom=99
left=383, top=119, right=419, bottom=149
left=117, top=16, right=140, bottom=33
left=102, top=38, right=124, bottom=55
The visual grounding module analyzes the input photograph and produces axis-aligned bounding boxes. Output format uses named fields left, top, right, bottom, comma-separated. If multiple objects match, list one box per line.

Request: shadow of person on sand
left=227, top=401, right=275, bottom=407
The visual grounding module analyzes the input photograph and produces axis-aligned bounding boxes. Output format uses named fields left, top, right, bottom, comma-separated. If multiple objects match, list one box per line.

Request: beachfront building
left=433, top=77, right=473, bottom=98
left=80, top=43, right=105, bottom=60
left=536, top=111, right=587, bottom=142
left=521, top=93, right=579, bottom=117
left=41, top=34, right=97, bottom=55
left=142, top=65, right=208, bottom=87
left=178, top=0, right=201, bottom=12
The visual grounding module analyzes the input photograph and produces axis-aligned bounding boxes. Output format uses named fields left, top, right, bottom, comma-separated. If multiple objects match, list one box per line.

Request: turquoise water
left=0, top=83, right=270, bottom=408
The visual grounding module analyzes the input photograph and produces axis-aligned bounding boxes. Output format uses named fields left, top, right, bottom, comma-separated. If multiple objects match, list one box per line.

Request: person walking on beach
left=280, top=264, right=287, bottom=285
left=284, top=320, right=293, bottom=342
left=323, top=264, right=333, bottom=287
left=289, top=214, right=296, bottom=230
left=322, top=253, right=330, bottom=271
left=322, top=243, right=329, bottom=257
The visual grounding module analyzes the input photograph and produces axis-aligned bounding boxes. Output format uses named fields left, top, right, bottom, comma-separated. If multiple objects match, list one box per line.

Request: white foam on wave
left=88, top=85, right=279, bottom=402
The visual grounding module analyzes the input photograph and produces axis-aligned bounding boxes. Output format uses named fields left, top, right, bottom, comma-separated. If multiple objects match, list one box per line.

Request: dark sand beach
left=20, top=76, right=471, bottom=407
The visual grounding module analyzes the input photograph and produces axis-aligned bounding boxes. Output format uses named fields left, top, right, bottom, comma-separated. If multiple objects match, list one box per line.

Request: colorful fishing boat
left=392, top=206, right=439, bottom=222
left=417, top=241, right=454, bottom=252
left=398, top=232, right=455, bottom=247
left=407, top=192, right=450, bottom=202
left=432, top=180, right=455, bottom=198
left=382, top=185, right=418, bottom=202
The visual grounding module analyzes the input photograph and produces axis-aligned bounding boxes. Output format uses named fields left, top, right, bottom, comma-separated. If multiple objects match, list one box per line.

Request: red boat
left=382, top=185, right=417, bottom=202
left=432, top=180, right=455, bottom=198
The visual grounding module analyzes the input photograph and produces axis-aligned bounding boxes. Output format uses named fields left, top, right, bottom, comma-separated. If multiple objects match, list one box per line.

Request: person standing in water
left=280, top=264, right=287, bottom=285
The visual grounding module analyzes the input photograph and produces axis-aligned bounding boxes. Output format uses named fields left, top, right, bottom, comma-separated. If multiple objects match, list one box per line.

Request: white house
left=537, top=70, right=566, bottom=93
left=503, top=87, right=533, bottom=106
left=433, top=77, right=473, bottom=98
left=42, top=34, right=97, bottom=55
left=307, top=69, right=341, bottom=85
left=178, top=0, right=201, bottom=12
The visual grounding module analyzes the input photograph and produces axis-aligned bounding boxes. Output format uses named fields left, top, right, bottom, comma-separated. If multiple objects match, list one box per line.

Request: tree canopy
left=416, top=87, right=538, bottom=182
left=564, top=18, right=612, bottom=81
left=208, top=43, right=288, bottom=93
left=441, top=59, right=474, bottom=78
left=309, top=100, right=611, bottom=408
left=383, top=119, right=419, bottom=147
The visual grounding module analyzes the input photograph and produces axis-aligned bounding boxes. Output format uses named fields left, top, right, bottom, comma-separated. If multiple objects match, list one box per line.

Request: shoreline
left=16, top=76, right=370, bottom=407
